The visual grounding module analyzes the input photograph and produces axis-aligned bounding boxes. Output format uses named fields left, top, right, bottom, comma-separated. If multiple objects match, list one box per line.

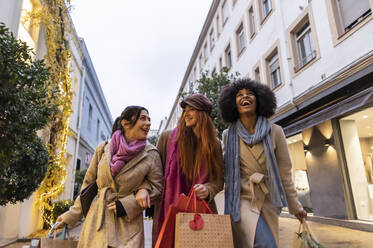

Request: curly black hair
left=218, top=78, right=277, bottom=123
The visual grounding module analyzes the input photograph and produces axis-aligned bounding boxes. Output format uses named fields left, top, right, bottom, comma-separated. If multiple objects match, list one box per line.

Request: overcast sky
left=70, top=0, right=213, bottom=130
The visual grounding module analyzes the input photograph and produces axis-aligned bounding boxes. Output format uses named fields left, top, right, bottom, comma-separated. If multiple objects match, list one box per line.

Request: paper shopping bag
left=155, top=188, right=213, bottom=248
left=41, top=222, right=78, bottom=248
left=175, top=212, right=234, bottom=248
left=293, top=221, right=325, bottom=248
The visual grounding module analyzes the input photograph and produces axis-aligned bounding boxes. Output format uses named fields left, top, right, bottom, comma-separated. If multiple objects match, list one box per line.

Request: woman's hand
left=55, top=216, right=66, bottom=229
left=295, top=209, right=307, bottom=222
left=136, top=189, right=150, bottom=209
left=107, top=202, right=117, bottom=215
left=193, top=184, right=209, bottom=200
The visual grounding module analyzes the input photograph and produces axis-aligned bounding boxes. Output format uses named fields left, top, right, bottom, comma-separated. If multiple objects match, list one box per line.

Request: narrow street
left=1, top=0, right=373, bottom=247
left=4, top=217, right=373, bottom=248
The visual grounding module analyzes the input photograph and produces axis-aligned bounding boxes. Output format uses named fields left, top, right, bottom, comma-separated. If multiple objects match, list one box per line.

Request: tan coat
left=61, top=141, right=163, bottom=248
left=222, top=124, right=303, bottom=248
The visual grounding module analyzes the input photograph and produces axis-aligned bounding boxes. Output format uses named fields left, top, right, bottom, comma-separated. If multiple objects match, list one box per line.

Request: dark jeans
left=253, top=215, right=277, bottom=248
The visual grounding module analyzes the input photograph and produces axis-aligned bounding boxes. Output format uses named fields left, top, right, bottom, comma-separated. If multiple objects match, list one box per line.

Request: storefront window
left=287, top=133, right=313, bottom=212
left=340, top=107, right=373, bottom=221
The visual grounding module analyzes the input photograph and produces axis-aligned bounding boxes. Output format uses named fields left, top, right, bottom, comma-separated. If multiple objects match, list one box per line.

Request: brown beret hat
left=180, top=94, right=213, bottom=114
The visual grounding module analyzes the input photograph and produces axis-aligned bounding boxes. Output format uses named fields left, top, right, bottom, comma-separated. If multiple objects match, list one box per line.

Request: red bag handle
left=186, top=188, right=198, bottom=212
left=186, top=188, right=214, bottom=215
left=201, top=199, right=214, bottom=215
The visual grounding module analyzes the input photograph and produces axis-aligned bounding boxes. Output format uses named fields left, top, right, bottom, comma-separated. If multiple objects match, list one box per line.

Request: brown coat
left=156, top=130, right=224, bottom=207
left=222, top=124, right=303, bottom=248
left=61, top=141, right=163, bottom=248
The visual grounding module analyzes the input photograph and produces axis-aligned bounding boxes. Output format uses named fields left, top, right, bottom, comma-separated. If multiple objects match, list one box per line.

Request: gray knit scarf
left=224, top=116, right=288, bottom=222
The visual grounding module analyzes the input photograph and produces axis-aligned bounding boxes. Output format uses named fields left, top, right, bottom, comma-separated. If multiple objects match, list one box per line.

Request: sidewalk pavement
left=279, top=217, right=373, bottom=247
left=4, top=217, right=373, bottom=247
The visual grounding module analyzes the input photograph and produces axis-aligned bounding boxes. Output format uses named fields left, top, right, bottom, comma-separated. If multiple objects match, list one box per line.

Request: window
left=339, top=107, right=373, bottom=221
left=216, top=14, right=221, bottom=37
left=199, top=54, right=203, bottom=73
left=287, top=6, right=320, bottom=75
left=219, top=57, right=223, bottom=70
left=188, top=72, right=194, bottom=92
left=212, top=67, right=216, bottom=76
left=248, top=6, right=256, bottom=37
left=225, top=45, right=232, bottom=69
left=336, top=0, right=371, bottom=33
left=232, top=0, right=238, bottom=7
left=88, top=103, right=92, bottom=130
left=85, top=153, right=91, bottom=165
left=259, top=0, right=272, bottom=21
left=254, top=66, right=261, bottom=82
left=267, top=52, right=281, bottom=89
left=236, top=23, right=246, bottom=55
left=326, top=0, right=372, bottom=45
left=286, top=133, right=313, bottom=213
left=76, top=158, right=81, bottom=171
left=222, top=1, right=229, bottom=25
left=203, top=43, right=208, bottom=63
left=96, top=118, right=100, bottom=140
left=210, top=29, right=215, bottom=50
left=295, top=22, right=316, bottom=71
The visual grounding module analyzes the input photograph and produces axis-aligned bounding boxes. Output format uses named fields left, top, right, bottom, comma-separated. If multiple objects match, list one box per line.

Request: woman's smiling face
left=184, top=105, right=198, bottom=128
left=235, top=88, right=257, bottom=116
left=122, top=110, right=151, bottom=141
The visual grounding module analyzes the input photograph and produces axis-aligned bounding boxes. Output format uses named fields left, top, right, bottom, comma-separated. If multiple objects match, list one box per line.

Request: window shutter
left=338, top=0, right=371, bottom=28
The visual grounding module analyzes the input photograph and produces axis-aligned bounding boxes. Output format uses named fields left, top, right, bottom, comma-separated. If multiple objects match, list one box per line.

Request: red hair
left=177, top=110, right=223, bottom=182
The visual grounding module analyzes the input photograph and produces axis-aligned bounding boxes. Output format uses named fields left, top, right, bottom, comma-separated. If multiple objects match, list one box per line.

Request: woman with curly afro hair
left=218, top=78, right=306, bottom=248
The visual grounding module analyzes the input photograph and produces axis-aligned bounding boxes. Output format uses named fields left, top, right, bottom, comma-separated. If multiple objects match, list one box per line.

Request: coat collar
left=239, top=138, right=264, bottom=162
left=104, top=141, right=156, bottom=178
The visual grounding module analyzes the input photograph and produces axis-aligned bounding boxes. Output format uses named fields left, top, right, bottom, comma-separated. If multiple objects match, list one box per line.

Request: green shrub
left=73, top=168, right=87, bottom=198
left=0, top=22, right=55, bottom=205
left=0, top=136, right=49, bottom=205
left=50, top=200, right=74, bottom=224
left=0, top=22, right=55, bottom=172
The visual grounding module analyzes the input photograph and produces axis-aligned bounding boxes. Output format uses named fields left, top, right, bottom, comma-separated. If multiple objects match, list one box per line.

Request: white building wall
left=165, top=0, right=373, bottom=129
left=0, top=0, right=22, bottom=34
left=63, top=25, right=84, bottom=200
left=281, top=0, right=373, bottom=101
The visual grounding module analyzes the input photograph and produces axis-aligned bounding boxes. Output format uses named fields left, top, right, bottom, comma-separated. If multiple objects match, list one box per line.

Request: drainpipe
left=71, top=65, right=86, bottom=198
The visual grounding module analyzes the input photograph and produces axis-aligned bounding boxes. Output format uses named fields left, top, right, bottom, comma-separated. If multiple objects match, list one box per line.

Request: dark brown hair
left=111, top=105, right=148, bottom=136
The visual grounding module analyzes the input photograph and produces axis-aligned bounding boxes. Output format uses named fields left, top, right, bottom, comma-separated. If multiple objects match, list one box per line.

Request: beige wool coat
left=222, top=124, right=303, bottom=248
left=61, top=140, right=163, bottom=248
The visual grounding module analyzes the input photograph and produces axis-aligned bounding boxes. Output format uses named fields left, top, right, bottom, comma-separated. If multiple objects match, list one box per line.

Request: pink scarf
left=110, top=130, right=146, bottom=177
left=155, top=128, right=208, bottom=237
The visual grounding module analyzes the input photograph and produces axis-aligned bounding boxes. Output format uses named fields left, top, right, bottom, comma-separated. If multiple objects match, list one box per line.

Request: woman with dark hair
left=218, top=79, right=306, bottom=248
left=154, top=94, right=224, bottom=244
left=56, top=106, right=163, bottom=248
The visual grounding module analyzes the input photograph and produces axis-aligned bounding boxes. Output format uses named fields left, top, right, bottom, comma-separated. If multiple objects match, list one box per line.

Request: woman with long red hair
left=154, top=93, right=224, bottom=244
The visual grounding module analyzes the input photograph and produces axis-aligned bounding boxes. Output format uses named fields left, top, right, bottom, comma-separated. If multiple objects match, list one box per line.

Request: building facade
left=165, top=0, right=373, bottom=223
left=0, top=0, right=111, bottom=241
left=74, top=38, right=113, bottom=173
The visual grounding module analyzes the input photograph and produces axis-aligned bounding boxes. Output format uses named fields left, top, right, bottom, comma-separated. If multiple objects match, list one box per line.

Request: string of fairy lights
left=27, top=0, right=73, bottom=227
